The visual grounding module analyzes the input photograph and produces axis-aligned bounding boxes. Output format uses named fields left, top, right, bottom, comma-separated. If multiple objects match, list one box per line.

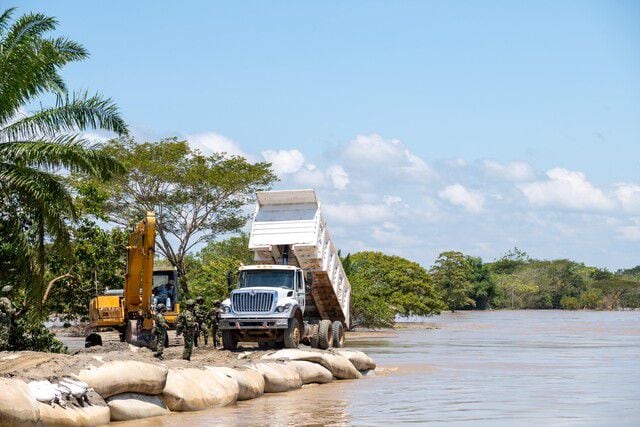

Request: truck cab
left=219, top=265, right=307, bottom=349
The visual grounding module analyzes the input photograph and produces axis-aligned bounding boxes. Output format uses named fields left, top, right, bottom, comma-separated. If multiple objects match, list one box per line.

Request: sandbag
left=0, top=377, right=40, bottom=425
left=333, top=349, right=377, bottom=371
left=107, top=393, right=169, bottom=421
left=215, top=367, right=264, bottom=401
left=161, top=368, right=238, bottom=412
left=78, top=361, right=168, bottom=398
left=263, top=349, right=362, bottom=380
left=287, top=360, right=333, bottom=384
left=251, top=362, right=302, bottom=393
left=203, top=367, right=240, bottom=406
left=38, top=403, right=110, bottom=427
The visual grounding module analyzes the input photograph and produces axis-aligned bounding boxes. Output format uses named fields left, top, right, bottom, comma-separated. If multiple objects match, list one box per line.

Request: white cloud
left=187, top=132, right=250, bottom=159
left=518, top=168, right=614, bottom=211
left=326, top=165, right=349, bottom=190
left=483, top=160, right=535, bottom=181
left=343, top=134, right=435, bottom=181
left=616, top=219, right=640, bottom=241
left=439, top=184, right=484, bottom=213
left=384, top=195, right=402, bottom=206
left=261, top=149, right=305, bottom=175
left=292, top=163, right=326, bottom=187
left=615, top=184, right=640, bottom=213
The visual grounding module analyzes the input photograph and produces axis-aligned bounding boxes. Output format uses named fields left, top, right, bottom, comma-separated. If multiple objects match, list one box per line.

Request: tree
left=91, top=138, right=276, bottom=293
left=0, top=8, right=126, bottom=308
left=467, top=256, right=497, bottom=309
left=345, top=251, right=445, bottom=327
left=187, top=234, right=254, bottom=305
left=431, top=251, right=474, bottom=312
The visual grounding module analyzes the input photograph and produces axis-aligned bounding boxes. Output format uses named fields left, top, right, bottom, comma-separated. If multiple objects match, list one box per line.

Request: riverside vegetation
left=1, top=7, right=639, bottom=354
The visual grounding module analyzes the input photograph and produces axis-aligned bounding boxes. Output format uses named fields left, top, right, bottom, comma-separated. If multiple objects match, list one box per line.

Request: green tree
left=466, top=256, right=497, bottom=309
left=345, top=251, right=444, bottom=328
left=431, top=251, right=475, bottom=312
left=0, top=8, right=126, bottom=307
left=187, top=234, right=254, bottom=305
left=89, top=138, right=276, bottom=293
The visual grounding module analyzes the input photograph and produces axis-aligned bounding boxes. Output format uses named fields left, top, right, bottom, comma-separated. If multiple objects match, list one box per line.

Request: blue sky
left=13, top=1, right=640, bottom=269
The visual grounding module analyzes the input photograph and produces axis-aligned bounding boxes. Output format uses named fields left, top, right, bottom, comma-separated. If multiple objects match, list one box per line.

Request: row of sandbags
left=0, top=349, right=376, bottom=425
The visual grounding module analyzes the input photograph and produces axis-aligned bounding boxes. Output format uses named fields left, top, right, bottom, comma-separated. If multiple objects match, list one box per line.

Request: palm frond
left=0, top=135, right=126, bottom=180
left=1, top=92, right=128, bottom=140
left=0, top=12, right=57, bottom=54
left=0, top=8, right=16, bottom=36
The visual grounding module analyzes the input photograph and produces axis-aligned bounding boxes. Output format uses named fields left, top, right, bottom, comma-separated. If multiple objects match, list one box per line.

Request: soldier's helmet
left=156, top=303, right=166, bottom=312
left=186, top=299, right=196, bottom=308
left=196, top=296, right=204, bottom=304
left=213, top=300, right=221, bottom=307
left=1, top=285, right=13, bottom=294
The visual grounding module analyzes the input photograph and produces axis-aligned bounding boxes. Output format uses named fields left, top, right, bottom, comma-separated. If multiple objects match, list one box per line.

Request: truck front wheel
left=318, top=319, right=333, bottom=349
left=222, top=330, right=238, bottom=351
left=284, top=318, right=301, bottom=348
left=332, top=321, right=345, bottom=348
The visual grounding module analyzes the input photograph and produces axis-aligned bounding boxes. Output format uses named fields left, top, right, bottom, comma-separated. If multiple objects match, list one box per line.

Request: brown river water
left=117, top=310, right=640, bottom=426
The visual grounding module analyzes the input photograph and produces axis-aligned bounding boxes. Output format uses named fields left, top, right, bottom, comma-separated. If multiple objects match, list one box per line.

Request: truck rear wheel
left=284, top=318, right=301, bottom=348
left=222, top=330, right=238, bottom=351
left=332, top=321, right=345, bottom=348
left=318, top=319, right=333, bottom=350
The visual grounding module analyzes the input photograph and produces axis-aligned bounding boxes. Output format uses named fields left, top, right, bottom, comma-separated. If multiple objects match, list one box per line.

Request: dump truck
left=86, top=212, right=180, bottom=347
left=219, top=189, right=351, bottom=350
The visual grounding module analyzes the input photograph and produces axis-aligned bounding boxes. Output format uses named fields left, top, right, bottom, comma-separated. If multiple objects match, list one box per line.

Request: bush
left=579, top=288, right=603, bottom=309
left=560, top=296, right=580, bottom=310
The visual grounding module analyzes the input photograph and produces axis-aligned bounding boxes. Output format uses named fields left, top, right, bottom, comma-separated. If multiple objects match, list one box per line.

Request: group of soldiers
left=153, top=296, right=221, bottom=360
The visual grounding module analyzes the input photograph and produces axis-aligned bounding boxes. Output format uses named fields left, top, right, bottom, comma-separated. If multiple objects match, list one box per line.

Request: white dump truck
left=219, top=189, right=351, bottom=350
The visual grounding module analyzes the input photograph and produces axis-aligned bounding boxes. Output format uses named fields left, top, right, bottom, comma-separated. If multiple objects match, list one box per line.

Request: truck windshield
left=239, top=270, right=295, bottom=289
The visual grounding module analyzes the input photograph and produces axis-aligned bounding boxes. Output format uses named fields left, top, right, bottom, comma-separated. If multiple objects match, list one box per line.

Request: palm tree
left=0, top=8, right=128, bottom=305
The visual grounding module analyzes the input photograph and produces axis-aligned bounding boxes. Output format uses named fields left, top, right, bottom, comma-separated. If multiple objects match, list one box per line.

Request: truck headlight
left=220, top=304, right=231, bottom=314
left=275, top=303, right=292, bottom=313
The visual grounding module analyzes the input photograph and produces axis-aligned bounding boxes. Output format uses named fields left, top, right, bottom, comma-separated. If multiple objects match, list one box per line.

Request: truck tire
left=332, top=321, right=345, bottom=348
left=222, top=330, right=239, bottom=351
left=318, top=319, right=333, bottom=350
left=284, top=318, right=301, bottom=348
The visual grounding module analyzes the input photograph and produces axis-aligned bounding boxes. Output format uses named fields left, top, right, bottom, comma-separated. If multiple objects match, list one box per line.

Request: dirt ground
left=0, top=326, right=391, bottom=383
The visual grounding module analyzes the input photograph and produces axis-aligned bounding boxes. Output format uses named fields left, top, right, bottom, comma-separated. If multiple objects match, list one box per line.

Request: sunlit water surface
left=118, top=311, right=640, bottom=426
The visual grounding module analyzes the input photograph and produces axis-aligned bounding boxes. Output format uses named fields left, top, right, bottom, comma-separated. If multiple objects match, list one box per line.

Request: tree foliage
left=84, top=137, right=276, bottom=294
left=0, top=7, right=126, bottom=310
left=431, top=251, right=475, bottom=312
left=345, top=251, right=445, bottom=328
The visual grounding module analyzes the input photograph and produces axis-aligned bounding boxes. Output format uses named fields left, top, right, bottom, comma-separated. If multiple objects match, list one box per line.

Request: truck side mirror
left=226, top=270, right=234, bottom=294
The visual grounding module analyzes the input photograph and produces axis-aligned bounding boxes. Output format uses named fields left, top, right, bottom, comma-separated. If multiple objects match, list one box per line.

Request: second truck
left=219, top=189, right=351, bottom=350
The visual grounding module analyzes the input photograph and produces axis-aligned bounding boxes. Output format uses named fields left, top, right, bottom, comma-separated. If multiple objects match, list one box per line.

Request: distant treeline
left=342, top=248, right=640, bottom=328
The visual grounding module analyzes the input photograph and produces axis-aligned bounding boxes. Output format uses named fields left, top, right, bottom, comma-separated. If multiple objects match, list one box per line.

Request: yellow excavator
left=85, top=212, right=180, bottom=347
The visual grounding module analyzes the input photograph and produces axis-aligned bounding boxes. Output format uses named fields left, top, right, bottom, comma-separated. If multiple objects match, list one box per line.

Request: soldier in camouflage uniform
left=153, top=303, right=169, bottom=359
left=0, top=286, right=15, bottom=350
left=211, top=300, right=221, bottom=348
left=194, top=296, right=209, bottom=347
left=176, top=299, right=197, bottom=360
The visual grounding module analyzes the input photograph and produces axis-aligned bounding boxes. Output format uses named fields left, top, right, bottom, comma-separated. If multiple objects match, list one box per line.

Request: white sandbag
left=251, top=362, right=302, bottom=393
left=287, top=360, right=333, bottom=384
left=0, top=377, right=40, bottom=424
left=38, top=402, right=110, bottom=427
left=263, top=349, right=362, bottom=380
left=217, top=367, right=265, bottom=401
left=28, top=380, right=58, bottom=404
left=107, top=393, right=169, bottom=421
left=333, top=349, right=377, bottom=371
left=161, top=368, right=238, bottom=412
left=78, top=361, right=168, bottom=398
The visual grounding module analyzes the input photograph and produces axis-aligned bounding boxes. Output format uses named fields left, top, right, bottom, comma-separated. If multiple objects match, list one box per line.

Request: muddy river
left=118, top=310, right=640, bottom=426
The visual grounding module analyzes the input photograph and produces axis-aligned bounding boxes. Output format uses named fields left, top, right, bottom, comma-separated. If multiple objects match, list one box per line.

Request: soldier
left=176, top=299, right=197, bottom=361
left=211, top=300, right=221, bottom=348
left=194, top=296, right=209, bottom=347
left=0, top=285, right=15, bottom=350
left=153, top=303, right=169, bottom=359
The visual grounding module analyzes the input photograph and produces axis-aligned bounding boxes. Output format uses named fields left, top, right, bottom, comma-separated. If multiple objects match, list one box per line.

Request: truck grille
left=232, top=292, right=275, bottom=313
